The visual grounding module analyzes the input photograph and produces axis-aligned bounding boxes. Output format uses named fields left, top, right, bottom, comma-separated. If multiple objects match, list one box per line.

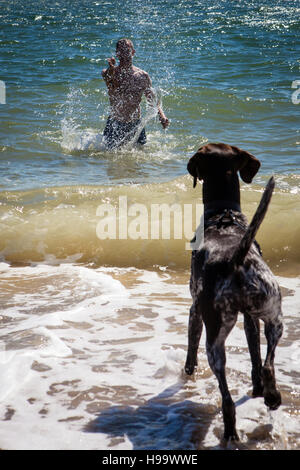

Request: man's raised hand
left=107, top=57, right=116, bottom=68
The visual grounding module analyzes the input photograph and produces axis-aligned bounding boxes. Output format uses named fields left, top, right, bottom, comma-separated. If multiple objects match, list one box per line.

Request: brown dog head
left=187, top=143, right=261, bottom=188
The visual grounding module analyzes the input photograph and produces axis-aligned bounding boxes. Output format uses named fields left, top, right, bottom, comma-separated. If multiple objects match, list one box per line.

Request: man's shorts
left=103, top=116, right=147, bottom=150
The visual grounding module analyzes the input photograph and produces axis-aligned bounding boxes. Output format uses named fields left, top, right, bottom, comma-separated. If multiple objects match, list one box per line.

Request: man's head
left=116, top=38, right=135, bottom=61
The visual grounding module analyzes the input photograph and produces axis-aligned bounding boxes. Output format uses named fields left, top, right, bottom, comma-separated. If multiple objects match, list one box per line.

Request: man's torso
left=107, top=66, right=150, bottom=122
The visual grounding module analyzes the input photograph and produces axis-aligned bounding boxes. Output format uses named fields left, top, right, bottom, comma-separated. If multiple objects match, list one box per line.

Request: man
left=102, top=38, right=169, bottom=149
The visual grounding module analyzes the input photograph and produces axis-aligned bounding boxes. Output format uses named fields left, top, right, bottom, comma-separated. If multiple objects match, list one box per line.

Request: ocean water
left=0, top=0, right=299, bottom=450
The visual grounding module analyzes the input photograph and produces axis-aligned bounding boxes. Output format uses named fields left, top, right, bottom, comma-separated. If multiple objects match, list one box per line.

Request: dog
left=184, top=143, right=283, bottom=441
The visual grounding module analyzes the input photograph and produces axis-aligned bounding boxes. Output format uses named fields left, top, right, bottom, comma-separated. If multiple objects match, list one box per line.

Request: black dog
left=185, top=143, right=283, bottom=441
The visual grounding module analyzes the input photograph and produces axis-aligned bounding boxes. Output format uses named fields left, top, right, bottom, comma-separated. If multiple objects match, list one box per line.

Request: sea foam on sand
left=0, top=263, right=299, bottom=450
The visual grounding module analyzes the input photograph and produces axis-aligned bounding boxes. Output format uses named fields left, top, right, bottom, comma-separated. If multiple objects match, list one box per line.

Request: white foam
left=0, top=264, right=299, bottom=449
left=61, top=120, right=106, bottom=152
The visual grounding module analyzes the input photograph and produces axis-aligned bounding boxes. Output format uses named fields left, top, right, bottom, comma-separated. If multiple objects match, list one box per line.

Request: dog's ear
left=233, top=147, right=261, bottom=183
left=187, top=151, right=207, bottom=188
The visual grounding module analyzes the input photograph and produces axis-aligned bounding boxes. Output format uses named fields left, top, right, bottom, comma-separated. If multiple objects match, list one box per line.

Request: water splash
left=61, top=118, right=104, bottom=152
left=61, top=86, right=163, bottom=152
left=110, top=87, right=164, bottom=150
left=60, top=86, right=105, bottom=152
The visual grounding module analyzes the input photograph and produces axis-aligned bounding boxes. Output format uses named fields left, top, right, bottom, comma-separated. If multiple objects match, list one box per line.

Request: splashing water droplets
left=61, top=85, right=163, bottom=153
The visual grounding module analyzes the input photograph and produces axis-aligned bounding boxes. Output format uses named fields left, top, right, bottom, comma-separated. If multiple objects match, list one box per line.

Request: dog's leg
left=262, top=313, right=283, bottom=410
left=205, top=312, right=239, bottom=441
left=243, top=313, right=263, bottom=397
left=185, top=303, right=203, bottom=375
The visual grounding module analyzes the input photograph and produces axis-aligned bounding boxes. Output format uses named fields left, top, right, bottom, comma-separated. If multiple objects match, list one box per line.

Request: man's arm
left=144, top=74, right=169, bottom=129
left=102, top=57, right=116, bottom=89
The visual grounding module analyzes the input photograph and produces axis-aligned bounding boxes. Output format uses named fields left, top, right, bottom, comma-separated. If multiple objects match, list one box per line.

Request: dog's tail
left=232, top=176, right=275, bottom=266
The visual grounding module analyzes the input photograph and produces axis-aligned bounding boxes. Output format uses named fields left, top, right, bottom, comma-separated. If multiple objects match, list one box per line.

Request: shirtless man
left=102, top=38, right=169, bottom=149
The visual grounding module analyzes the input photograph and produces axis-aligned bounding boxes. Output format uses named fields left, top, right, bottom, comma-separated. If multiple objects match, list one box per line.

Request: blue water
left=0, top=0, right=299, bottom=190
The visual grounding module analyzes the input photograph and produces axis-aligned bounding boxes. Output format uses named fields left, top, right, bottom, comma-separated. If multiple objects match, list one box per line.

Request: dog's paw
left=184, top=364, right=195, bottom=375
left=223, top=429, right=240, bottom=442
left=252, top=384, right=264, bottom=398
left=262, top=367, right=281, bottom=410
left=184, top=355, right=197, bottom=375
left=264, top=390, right=281, bottom=410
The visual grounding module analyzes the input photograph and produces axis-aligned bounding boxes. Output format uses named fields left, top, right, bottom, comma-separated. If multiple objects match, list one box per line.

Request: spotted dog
left=185, top=143, right=283, bottom=441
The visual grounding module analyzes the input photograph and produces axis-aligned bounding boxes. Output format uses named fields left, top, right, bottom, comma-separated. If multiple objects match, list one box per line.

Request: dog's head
left=187, top=143, right=260, bottom=188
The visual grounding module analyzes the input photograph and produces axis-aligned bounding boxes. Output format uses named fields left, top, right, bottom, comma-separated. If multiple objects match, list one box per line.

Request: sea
left=0, top=0, right=299, bottom=450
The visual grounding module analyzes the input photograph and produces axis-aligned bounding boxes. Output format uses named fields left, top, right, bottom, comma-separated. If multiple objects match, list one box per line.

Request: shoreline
left=0, top=263, right=299, bottom=450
